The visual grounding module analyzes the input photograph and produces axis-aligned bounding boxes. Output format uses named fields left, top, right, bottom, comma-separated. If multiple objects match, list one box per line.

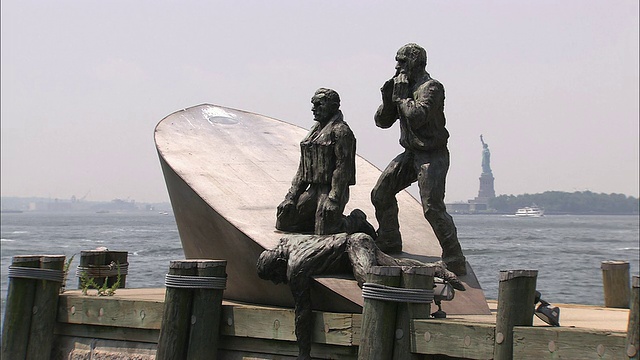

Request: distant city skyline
left=2, top=1, right=638, bottom=203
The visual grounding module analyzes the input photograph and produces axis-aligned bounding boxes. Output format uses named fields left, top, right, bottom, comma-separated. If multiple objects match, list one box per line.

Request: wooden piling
left=186, top=260, right=227, bottom=360
left=78, top=250, right=128, bottom=289
left=393, top=266, right=435, bottom=360
left=1, top=255, right=41, bottom=359
left=494, top=269, right=538, bottom=360
left=358, top=266, right=402, bottom=360
left=26, top=255, right=66, bottom=360
left=627, top=275, right=639, bottom=360
left=156, top=260, right=197, bottom=360
left=601, top=260, right=630, bottom=308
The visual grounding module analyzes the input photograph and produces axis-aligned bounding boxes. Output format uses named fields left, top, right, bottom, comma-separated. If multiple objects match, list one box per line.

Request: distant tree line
left=488, top=191, right=639, bottom=215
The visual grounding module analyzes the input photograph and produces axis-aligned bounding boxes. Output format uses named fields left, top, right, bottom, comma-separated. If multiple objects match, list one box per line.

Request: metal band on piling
left=75, top=262, right=129, bottom=278
left=8, top=266, right=65, bottom=283
left=362, top=282, right=434, bottom=303
left=164, top=274, right=227, bottom=289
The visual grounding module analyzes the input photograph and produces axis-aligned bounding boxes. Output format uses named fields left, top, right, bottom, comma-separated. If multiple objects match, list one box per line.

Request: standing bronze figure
left=370, top=43, right=467, bottom=276
left=276, top=88, right=374, bottom=237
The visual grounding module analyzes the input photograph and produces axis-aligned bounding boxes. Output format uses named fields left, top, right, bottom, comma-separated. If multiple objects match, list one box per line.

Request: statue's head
left=256, top=249, right=288, bottom=284
left=396, top=43, right=427, bottom=77
left=311, top=88, right=340, bottom=123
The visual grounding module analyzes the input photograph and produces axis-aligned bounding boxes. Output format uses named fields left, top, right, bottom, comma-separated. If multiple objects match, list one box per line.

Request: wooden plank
left=220, top=304, right=359, bottom=346
left=351, top=313, right=362, bottom=346
left=483, top=299, right=630, bottom=331
left=61, top=288, right=167, bottom=301
left=513, top=326, right=627, bottom=359
left=54, top=323, right=160, bottom=344
left=411, top=319, right=495, bottom=360
left=221, top=305, right=296, bottom=341
left=53, top=335, right=157, bottom=359
left=216, top=349, right=297, bottom=360
left=57, top=293, right=359, bottom=346
left=57, top=294, right=164, bottom=329
left=313, top=311, right=358, bottom=346
left=53, top=291, right=636, bottom=360
left=217, top=336, right=358, bottom=360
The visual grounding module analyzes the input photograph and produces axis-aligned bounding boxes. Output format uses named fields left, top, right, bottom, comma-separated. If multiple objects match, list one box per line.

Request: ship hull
left=155, top=104, right=490, bottom=314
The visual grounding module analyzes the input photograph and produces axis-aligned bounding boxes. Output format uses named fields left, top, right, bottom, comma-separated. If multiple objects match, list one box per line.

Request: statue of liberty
left=480, top=134, right=492, bottom=174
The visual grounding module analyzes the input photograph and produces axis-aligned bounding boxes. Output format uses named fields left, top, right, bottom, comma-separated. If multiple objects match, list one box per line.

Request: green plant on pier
left=79, top=261, right=121, bottom=296
left=60, top=253, right=76, bottom=294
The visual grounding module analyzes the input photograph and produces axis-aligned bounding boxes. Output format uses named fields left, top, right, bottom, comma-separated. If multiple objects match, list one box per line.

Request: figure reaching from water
left=276, top=88, right=375, bottom=237
left=257, top=232, right=463, bottom=360
left=370, top=43, right=467, bottom=276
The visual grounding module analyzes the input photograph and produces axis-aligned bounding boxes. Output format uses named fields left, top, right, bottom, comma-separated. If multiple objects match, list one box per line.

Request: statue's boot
left=344, top=209, right=377, bottom=240
left=374, top=228, right=402, bottom=254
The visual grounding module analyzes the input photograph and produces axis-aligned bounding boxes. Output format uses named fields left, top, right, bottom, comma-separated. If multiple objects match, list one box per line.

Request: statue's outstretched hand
left=434, top=261, right=466, bottom=291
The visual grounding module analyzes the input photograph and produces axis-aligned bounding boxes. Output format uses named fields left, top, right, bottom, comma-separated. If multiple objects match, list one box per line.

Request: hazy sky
left=2, top=1, right=638, bottom=203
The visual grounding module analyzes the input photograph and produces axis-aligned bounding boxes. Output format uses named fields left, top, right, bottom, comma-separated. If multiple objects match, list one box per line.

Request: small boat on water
left=515, top=205, right=545, bottom=217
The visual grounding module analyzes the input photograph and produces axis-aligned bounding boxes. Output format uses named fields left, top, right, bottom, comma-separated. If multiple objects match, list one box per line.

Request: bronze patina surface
left=155, top=104, right=489, bottom=314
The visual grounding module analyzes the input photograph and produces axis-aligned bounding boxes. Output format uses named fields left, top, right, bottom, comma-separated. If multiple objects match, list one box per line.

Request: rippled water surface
left=1, top=212, right=638, bottom=320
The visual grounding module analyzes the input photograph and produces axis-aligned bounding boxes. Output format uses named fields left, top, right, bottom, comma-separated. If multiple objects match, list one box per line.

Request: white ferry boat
left=515, top=205, right=545, bottom=217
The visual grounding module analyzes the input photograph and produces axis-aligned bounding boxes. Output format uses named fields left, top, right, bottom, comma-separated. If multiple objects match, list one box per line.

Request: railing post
left=1, top=255, right=66, bottom=360
left=393, top=266, right=435, bottom=360
left=157, top=260, right=197, bottom=360
left=26, top=255, right=66, bottom=360
left=494, top=269, right=538, bottom=360
left=186, top=260, right=227, bottom=360
left=626, top=275, right=639, bottom=360
left=157, top=259, right=227, bottom=360
left=358, top=266, right=402, bottom=360
left=78, top=249, right=128, bottom=289
left=601, top=260, right=630, bottom=308
left=1, top=255, right=41, bottom=359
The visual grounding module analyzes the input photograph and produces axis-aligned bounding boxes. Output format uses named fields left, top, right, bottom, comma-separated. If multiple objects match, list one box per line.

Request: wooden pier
left=3, top=253, right=637, bottom=359
left=48, top=286, right=634, bottom=360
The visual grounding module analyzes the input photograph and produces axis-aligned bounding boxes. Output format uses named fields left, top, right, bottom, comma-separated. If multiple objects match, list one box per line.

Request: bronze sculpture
left=276, top=88, right=375, bottom=237
left=257, top=232, right=463, bottom=360
left=261, top=74, right=471, bottom=358
left=266, top=87, right=466, bottom=359
left=370, top=43, right=467, bottom=276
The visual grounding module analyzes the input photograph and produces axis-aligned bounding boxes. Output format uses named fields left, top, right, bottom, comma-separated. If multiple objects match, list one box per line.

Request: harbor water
left=1, top=211, right=638, bottom=320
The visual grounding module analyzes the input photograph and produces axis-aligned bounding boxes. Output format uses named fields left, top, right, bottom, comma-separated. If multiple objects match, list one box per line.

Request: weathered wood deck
left=52, top=288, right=631, bottom=360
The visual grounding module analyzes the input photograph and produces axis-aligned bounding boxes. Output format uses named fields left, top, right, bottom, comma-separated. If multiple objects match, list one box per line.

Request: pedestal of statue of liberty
left=476, top=135, right=496, bottom=201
